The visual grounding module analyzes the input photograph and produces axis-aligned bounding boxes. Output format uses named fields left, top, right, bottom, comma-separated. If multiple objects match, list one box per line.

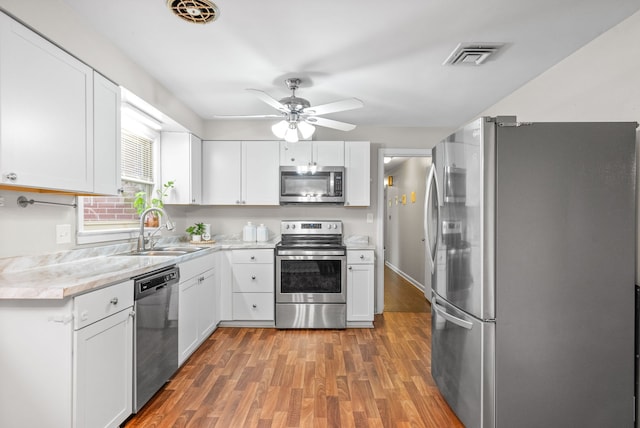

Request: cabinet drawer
left=231, top=249, right=273, bottom=264
left=347, top=250, right=374, bottom=264
left=233, top=264, right=274, bottom=292
left=74, top=280, right=133, bottom=329
left=232, top=293, right=274, bottom=320
left=179, top=253, right=216, bottom=282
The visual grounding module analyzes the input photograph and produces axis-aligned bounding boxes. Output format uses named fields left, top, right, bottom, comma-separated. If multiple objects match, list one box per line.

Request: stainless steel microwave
left=279, top=166, right=345, bottom=204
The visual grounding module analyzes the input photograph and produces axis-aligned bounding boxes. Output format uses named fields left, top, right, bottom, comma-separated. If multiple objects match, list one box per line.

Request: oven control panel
left=281, top=220, right=342, bottom=235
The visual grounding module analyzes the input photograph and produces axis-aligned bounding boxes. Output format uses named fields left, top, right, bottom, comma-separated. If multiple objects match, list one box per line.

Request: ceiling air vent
left=167, top=0, right=219, bottom=24
left=443, top=43, right=503, bottom=66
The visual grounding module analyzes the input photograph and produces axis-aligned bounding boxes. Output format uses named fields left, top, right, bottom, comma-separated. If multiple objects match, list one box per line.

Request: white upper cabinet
left=161, top=132, right=202, bottom=204
left=202, top=140, right=279, bottom=205
left=344, top=141, right=371, bottom=206
left=93, top=72, right=121, bottom=195
left=0, top=12, right=94, bottom=192
left=280, top=141, right=344, bottom=166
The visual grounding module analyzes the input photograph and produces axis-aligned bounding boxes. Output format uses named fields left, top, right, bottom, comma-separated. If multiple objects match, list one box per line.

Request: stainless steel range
left=275, top=220, right=347, bottom=329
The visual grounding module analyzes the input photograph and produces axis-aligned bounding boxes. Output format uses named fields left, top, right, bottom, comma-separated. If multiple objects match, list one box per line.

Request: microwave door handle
left=330, top=172, right=335, bottom=196
left=432, top=297, right=473, bottom=330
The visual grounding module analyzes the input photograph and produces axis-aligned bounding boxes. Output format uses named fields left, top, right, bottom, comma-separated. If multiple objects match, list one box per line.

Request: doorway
left=376, top=148, right=431, bottom=313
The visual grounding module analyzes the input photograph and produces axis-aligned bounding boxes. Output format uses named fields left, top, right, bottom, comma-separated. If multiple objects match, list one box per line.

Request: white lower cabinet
left=0, top=280, right=134, bottom=428
left=74, top=308, right=133, bottom=428
left=230, top=249, right=274, bottom=322
left=347, top=250, right=375, bottom=325
left=178, top=252, right=218, bottom=365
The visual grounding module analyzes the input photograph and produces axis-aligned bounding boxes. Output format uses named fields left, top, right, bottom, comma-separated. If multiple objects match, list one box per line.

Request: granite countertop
left=0, top=235, right=280, bottom=300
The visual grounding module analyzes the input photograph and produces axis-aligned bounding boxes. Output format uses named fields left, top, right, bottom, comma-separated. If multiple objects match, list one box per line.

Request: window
left=77, top=119, right=160, bottom=243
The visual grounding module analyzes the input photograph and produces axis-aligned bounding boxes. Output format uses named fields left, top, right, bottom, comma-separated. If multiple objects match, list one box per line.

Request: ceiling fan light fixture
left=271, top=120, right=289, bottom=139
left=284, top=124, right=299, bottom=143
left=297, top=121, right=316, bottom=139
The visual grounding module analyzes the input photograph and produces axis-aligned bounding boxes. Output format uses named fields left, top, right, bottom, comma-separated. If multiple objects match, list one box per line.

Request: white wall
left=480, top=9, right=640, bottom=284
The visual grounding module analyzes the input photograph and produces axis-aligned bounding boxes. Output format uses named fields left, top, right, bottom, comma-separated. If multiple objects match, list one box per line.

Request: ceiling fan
left=218, top=78, right=364, bottom=142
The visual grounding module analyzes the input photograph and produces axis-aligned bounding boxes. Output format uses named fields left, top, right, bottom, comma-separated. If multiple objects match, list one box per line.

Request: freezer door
left=431, top=294, right=495, bottom=428
left=432, top=118, right=495, bottom=320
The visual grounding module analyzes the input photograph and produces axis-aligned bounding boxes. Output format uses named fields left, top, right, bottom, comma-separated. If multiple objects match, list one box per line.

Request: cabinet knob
left=360, top=254, right=365, bottom=259
left=192, top=198, right=196, bottom=203
left=117, top=188, right=124, bottom=194
left=129, top=310, right=136, bottom=318
left=252, top=304, right=257, bottom=309
left=349, top=266, right=353, bottom=270
left=5, top=172, right=17, bottom=182
left=250, top=256, right=255, bottom=260
left=251, top=275, right=256, bottom=280
left=81, top=310, right=89, bottom=321
left=236, top=200, right=240, bottom=204
left=291, top=158, right=295, bottom=162
left=110, top=297, right=118, bottom=305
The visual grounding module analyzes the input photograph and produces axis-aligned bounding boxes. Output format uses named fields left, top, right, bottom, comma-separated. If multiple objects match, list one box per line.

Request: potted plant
left=186, top=222, right=205, bottom=242
left=133, top=180, right=175, bottom=227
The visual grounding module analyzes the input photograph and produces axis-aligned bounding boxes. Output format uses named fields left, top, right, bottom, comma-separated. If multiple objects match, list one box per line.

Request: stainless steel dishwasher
left=133, top=265, right=180, bottom=412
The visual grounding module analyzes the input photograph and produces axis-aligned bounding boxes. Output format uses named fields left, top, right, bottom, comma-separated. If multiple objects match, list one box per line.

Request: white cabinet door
left=198, top=269, right=217, bottom=341
left=162, top=132, right=202, bottom=204
left=243, top=140, right=279, bottom=205
left=203, top=141, right=279, bottom=205
left=178, top=275, right=200, bottom=365
left=280, top=141, right=344, bottom=166
left=347, top=263, right=375, bottom=322
left=344, top=141, right=371, bottom=206
left=202, top=140, right=242, bottom=204
left=0, top=12, right=94, bottom=192
left=313, top=141, right=344, bottom=166
left=280, top=141, right=312, bottom=166
left=74, top=308, right=133, bottom=428
left=93, top=72, right=121, bottom=195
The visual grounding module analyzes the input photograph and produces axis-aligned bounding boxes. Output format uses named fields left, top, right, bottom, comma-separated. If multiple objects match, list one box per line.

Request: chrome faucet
left=137, top=207, right=175, bottom=251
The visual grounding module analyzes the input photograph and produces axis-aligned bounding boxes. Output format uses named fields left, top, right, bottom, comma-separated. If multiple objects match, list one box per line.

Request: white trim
left=376, top=148, right=431, bottom=314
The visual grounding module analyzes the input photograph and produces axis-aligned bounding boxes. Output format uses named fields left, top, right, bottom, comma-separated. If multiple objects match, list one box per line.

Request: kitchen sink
left=120, top=246, right=207, bottom=257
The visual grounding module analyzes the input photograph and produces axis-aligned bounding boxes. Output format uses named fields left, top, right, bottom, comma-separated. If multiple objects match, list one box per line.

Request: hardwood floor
left=383, top=265, right=429, bottom=313
left=124, top=269, right=462, bottom=427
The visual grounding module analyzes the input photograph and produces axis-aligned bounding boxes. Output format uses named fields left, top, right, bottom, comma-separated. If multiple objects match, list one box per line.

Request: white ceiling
left=62, top=0, right=640, bottom=129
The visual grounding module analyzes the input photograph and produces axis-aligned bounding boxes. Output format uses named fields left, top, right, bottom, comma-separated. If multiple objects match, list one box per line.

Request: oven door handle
left=276, top=249, right=346, bottom=256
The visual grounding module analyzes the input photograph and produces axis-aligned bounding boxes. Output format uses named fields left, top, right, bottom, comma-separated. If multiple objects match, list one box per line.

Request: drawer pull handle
left=110, top=297, right=118, bottom=305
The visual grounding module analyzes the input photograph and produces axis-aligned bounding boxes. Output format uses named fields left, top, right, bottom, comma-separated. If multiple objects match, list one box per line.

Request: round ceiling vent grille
left=167, top=0, right=219, bottom=24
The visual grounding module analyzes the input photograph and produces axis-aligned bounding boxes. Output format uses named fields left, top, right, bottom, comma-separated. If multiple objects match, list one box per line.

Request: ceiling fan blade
left=305, top=117, right=356, bottom=132
left=303, top=98, right=363, bottom=115
left=246, top=89, right=288, bottom=112
left=212, top=114, right=283, bottom=119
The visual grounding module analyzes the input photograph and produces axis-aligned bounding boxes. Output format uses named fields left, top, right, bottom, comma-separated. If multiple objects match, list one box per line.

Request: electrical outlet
left=56, top=224, right=71, bottom=244
left=366, top=213, right=373, bottom=223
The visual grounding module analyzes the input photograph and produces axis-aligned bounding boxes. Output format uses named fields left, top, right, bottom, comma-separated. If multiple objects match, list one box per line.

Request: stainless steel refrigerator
left=425, top=116, right=636, bottom=428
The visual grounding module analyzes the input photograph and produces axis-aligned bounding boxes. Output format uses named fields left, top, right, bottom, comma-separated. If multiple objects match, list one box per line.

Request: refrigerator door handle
left=424, top=164, right=439, bottom=273
left=433, top=297, right=473, bottom=330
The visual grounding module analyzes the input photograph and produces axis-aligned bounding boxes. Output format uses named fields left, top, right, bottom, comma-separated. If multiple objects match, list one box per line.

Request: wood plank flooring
left=124, top=314, right=462, bottom=427
left=383, top=266, right=429, bottom=313
left=124, top=267, right=462, bottom=427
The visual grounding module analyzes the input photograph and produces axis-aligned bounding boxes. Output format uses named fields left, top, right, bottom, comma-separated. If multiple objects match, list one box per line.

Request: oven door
left=275, top=251, right=346, bottom=304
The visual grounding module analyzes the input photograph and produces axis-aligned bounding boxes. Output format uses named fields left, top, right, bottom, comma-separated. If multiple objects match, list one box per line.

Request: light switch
left=56, top=224, right=71, bottom=244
